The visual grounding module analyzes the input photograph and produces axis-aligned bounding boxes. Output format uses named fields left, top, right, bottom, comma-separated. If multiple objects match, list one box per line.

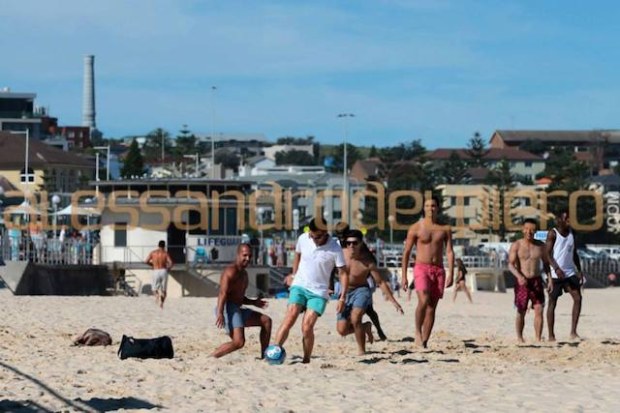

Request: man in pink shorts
left=401, top=197, right=454, bottom=348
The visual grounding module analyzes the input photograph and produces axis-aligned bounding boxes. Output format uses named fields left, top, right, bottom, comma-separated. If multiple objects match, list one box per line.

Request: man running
left=337, top=230, right=403, bottom=354
left=401, top=197, right=454, bottom=348
left=145, top=240, right=174, bottom=309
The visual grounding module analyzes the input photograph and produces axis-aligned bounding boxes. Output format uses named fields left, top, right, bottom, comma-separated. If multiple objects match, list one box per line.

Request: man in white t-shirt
left=271, top=217, right=348, bottom=363
left=545, top=209, right=584, bottom=341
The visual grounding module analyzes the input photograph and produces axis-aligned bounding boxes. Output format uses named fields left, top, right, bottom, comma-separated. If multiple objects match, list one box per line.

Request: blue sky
left=2, top=0, right=619, bottom=148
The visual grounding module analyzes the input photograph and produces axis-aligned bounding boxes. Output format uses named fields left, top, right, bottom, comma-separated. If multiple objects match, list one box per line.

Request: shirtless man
left=509, top=218, right=551, bottom=343
left=401, top=197, right=454, bottom=348
left=212, top=243, right=272, bottom=358
left=145, top=240, right=174, bottom=309
left=545, top=209, right=584, bottom=341
left=337, top=230, right=403, bottom=355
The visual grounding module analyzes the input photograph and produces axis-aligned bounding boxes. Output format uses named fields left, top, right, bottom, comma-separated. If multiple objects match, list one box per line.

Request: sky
left=1, top=0, right=619, bottom=149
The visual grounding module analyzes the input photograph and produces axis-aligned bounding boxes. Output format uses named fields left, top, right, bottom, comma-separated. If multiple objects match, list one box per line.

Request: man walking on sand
left=212, top=243, right=272, bottom=358
left=145, top=240, right=174, bottom=309
left=509, top=218, right=552, bottom=343
left=337, top=230, right=403, bottom=355
left=272, top=217, right=348, bottom=363
left=546, top=209, right=585, bottom=341
left=401, top=197, right=454, bottom=348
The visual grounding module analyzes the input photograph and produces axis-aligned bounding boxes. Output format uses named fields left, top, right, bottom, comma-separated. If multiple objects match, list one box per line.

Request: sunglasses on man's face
left=345, top=240, right=360, bottom=247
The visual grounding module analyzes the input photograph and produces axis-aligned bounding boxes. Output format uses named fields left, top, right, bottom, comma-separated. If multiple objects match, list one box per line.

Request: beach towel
left=117, top=335, right=174, bottom=360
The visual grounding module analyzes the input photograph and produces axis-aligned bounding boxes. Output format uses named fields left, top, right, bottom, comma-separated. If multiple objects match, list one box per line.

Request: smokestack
left=82, top=55, right=96, bottom=129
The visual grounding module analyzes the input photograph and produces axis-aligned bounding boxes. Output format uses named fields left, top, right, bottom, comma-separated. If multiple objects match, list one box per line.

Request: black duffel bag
left=117, top=335, right=174, bottom=360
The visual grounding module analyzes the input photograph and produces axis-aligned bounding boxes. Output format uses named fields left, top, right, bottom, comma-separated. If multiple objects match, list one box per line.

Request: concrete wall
left=0, top=261, right=111, bottom=295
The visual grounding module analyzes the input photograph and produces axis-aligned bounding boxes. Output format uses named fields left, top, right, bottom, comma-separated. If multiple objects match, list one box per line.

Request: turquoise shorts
left=288, top=286, right=328, bottom=316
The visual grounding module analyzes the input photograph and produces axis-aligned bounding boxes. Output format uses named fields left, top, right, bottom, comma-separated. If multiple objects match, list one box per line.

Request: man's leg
left=245, top=311, right=272, bottom=358
left=275, top=304, right=302, bottom=346
left=415, top=290, right=430, bottom=347
left=568, top=287, right=582, bottom=339
left=516, top=310, right=526, bottom=343
left=365, top=304, right=387, bottom=341
left=350, top=307, right=373, bottom=355
left=301, top=310, right=319, bottom=363
left=547, top=296, right=558, bottom=342
left=421, top=296, right=439, bottom=347
left=211, top=328, right=245, bottom=358
left=533, top=303, right=543, bottom=342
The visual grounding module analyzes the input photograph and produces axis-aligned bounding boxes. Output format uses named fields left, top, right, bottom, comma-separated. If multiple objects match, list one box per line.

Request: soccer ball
left=264, top=345, right=286, bottom=365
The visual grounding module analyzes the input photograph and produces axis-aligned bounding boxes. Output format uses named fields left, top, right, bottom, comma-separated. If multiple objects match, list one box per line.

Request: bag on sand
left=117, top=335, right=174, bottom=360
left=73, top=328, right=113, bottom=346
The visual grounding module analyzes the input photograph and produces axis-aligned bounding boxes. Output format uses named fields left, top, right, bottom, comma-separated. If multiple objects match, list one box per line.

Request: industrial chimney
left=82, top=55, right=96, bottom=130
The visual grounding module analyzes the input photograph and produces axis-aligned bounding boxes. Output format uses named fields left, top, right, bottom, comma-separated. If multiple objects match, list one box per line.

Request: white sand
left=0, top=287, right=618, bottom=412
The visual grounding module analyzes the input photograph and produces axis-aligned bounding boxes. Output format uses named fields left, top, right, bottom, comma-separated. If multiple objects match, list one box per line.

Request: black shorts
left=550, top=276, right=580, bottom=300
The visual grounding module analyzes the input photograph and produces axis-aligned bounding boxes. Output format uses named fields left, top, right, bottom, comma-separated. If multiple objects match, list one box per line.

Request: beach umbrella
left=6, top=200, right=41, bottom=216
left=54, top=204, right=101, bottom=216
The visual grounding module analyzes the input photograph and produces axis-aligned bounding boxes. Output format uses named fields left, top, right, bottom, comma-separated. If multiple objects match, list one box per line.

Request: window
left=464, top=197, right=471, bottom=206
left=114, top=223, right=127, bottom=247
left=524, top=161, right=532, bottom=167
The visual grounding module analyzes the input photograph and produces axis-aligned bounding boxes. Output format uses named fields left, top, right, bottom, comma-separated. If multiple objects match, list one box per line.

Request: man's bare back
left=146, top=249, right=173, bottom=270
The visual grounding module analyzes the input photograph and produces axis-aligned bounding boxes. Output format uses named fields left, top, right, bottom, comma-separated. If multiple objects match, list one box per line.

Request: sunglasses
left=345, top=240, right=360, bottom=247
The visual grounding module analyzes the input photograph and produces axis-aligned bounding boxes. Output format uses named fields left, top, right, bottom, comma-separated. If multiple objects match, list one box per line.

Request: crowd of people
left=144, top=198, right=587, bottom=363
left=2, top=221, right=97, bottom=265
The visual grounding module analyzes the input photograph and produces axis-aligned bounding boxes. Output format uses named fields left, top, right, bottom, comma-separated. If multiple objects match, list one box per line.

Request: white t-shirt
left=292, top=233, right=346, bottom=298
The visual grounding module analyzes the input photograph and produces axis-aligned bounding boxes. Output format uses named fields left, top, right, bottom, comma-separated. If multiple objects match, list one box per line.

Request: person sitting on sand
left=337, top=230, right=403, bottom=355
left=212, top=243, right=272, bottom=358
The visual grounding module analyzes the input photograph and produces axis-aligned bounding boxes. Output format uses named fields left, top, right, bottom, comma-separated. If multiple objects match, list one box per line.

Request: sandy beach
left=1, top=286, right=618, bottom=412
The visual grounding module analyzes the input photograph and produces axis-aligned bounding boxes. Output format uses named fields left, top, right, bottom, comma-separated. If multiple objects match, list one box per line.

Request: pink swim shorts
left=414, top=263, right=446, bottom=300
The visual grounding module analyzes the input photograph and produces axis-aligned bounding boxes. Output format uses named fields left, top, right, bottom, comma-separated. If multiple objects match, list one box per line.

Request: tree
left=276, top=136, right=314, bottom=145
left=438, top=151, right=470, bottom=184
left=143, top=128, right=172, bottom=162
left=369, top=145, right=378, bottom=158
left=519, top=139, right=547, bottom=156
left=482, top=159, right=517, bottom=241
left=215, top=151, right=241, bottom=172
left=467, top=131, right=488, bottom=167
left=175, top=124, right=197, bottom=157
left=120, top=139, right=145, bottom=178
left=333, top=143, right=362, bottom=173
left=275, top=150, right=315, bottom=166
left=38, top=169, right=57, bottom=193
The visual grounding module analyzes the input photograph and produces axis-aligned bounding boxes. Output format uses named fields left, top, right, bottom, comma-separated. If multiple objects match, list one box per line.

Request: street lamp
left=388, top=214, right=395, bottom=246
left=52, top=194, right=61, bottom=239
left=210, top=85, right=217, bottom=179
left=292, top=208, right=300, bottom=238
left=337, top=113, right=355, bottom=224
left=94, top=145, right=110, bottom=180
left=258, top=206, right=264, bottom=264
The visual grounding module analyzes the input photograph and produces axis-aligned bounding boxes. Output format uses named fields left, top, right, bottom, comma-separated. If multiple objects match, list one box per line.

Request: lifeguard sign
left=20, top=167, right=35, bottom=183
